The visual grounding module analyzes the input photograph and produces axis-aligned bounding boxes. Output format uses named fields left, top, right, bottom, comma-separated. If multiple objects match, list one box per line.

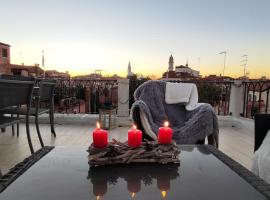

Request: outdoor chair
left=251, top=114, right=270, bottom=184
left=0, top=115, right=21, bottom=136
left=254, top=114, right=270, bottom=151
left=1, top=79, right=57, bottom=149
left=0, top=78, right=35, bottom=154
left=0, top=75, right=35, bottom=135
left=131, top=80, right=219, bottom=147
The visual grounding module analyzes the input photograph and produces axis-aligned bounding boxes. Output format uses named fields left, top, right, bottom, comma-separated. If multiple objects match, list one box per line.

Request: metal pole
left=223, top=53, right=226, bottom=77
left=242, top=83, right=247, bottom=117
left=78, top=86, right=81, bottom=113
left=252, top=85, right=256, bottom=118
left=227, top=83, right=232, bottom=115
left=42, top=50, right=45, bottom=78
left=219, top=51, right=227, bottom=77
left=241, top=55, right=248, bottom=77
left=266, top=87, right=269, bottom=114
left=258, top=83, right=263, bottom=113
left=246, top=84, right=250, bottom=118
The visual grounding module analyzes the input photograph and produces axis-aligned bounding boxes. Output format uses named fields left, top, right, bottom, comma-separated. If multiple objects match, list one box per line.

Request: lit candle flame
left=96, top=195, right=100, bottom=200
left=161, top=191, right=167, bottom=198
left=96, top=121, right=100, bottom=129
left=131, top=192, right=136, bottom=198
left=133, top=124, right=137, bottom=129
left=164, top=121, right=169, bottom=127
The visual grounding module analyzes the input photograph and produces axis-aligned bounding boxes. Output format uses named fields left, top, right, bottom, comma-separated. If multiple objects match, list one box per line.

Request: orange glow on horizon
left=9, top=49, right=270, bottom=80
left=10, top=54, right=270, bottom=80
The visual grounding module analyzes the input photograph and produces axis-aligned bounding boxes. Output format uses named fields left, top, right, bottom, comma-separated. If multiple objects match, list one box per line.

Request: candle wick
left=164, top=121, right=169, bottom=128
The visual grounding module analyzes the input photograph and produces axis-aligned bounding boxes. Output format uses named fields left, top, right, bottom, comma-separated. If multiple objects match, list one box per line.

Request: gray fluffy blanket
left=131, top=80, right=219, bottom=147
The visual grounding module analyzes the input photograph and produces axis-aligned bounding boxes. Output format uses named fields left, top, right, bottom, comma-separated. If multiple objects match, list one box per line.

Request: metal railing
left=242, top=80, right=270, bottom=118
left=129, top=79, right=232, bottom=116
left=54, top=78, right=118, bottom=114
left=53, top=77, right=270, bottom=118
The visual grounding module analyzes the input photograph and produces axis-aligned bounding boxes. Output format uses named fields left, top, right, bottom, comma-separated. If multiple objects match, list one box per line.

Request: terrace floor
left=0, top=122, right=254, bottom=174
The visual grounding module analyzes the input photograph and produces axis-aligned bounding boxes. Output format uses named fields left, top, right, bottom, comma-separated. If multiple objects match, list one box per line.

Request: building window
left=2, top=48, right=8, bottom=58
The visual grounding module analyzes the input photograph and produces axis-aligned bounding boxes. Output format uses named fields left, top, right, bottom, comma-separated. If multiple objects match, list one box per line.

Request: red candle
left=128, top=125, right=142, bottom=148
left=93, top=122, right=108, bottom=148
left=158, top=121, right=173, bottom=144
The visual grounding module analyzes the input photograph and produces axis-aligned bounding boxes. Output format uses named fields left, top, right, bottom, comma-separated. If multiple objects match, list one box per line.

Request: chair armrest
left=254, top=114, right=270, bottom=152
left=131, top=100, right=156, bottom=140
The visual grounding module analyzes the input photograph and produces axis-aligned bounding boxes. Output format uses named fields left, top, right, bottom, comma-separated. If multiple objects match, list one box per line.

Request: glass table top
left=0, top=146, right=267, bottom=200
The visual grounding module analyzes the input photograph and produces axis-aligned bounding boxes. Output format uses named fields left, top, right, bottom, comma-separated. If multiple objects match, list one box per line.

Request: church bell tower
left=168, top=54, right=174, bottom=71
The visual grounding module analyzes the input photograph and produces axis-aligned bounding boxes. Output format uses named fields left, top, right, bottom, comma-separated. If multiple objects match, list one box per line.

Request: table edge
left=0, top=146, right=54, bottom=193
left=205, top=145, right=270, bottom=199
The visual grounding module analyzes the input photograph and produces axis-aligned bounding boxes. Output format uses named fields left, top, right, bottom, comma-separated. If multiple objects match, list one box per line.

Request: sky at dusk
left=0, top=0, right=270, bottom=78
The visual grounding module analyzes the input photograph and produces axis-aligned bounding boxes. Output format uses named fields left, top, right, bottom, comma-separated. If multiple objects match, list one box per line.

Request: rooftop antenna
left=241, top=54, right=248, bottom=77
left=246, top=71, right=250, bottom=78
left=219, top=51, right=227, bottom=77
left=95, top=69, right=102, bottom=75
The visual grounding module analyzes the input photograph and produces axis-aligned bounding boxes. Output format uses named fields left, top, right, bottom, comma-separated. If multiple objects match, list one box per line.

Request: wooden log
left=88, top=139, right=180, bottom=167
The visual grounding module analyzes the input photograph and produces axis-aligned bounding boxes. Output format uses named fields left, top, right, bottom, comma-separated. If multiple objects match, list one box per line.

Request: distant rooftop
left=0, top=42, right=10, bottom=47
left=175, top=65, right=188, bottom=69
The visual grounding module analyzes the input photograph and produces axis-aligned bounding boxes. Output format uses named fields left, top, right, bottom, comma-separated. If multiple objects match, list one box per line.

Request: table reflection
left=88, top=163, right=179, bottom=199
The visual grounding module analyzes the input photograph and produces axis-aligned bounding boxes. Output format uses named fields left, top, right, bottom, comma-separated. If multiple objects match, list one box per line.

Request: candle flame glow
left=96, top=121, right=100, bottom=129
left=161, top=191, right=167, bottom=198
left=133, top=124, right=137, bottom=129
left=164, top=121, right=169, bottom=127
left=96, top=195, right=100, bottom=200
left=131, top=192, right=136, bottom=198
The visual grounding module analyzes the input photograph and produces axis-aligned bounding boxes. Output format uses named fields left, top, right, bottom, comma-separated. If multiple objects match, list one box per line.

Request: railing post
left=78, top=86, right=81, bottom=113
left=252, top=85, right=256, bottom=118
left=85, top=87, right=91, bottom=113
left=242, top=83, right=247, bottom=117
left=117, top=78, right=130, bottom=117
left=246, top=84, right=251, bottom=118
left=258, top=83, right=263, bottom=113
left=229, top=80, right=245, bottom=117
left=266, top=88, right=269, bottom=114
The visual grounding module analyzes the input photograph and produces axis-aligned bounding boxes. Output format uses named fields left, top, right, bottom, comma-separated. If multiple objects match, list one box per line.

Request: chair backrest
left=39, top=80, right=56, bottom=102
left=254, top=114, right=270, bottom=151
left=0, top=74, right=35, bottom=81
left=0, top=79, right=35, bottom=109
left=133, top=80, right=187, bottom=128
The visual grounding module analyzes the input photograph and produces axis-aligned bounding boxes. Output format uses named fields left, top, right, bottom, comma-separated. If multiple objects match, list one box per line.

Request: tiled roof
left=0, top=42, right=10, bottom=47
left=175, top=65, right=188, bottom=68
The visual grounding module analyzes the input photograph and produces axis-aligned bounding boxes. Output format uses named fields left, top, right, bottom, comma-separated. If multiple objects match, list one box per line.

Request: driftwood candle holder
left=88, top=139, right=180, bottom=167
